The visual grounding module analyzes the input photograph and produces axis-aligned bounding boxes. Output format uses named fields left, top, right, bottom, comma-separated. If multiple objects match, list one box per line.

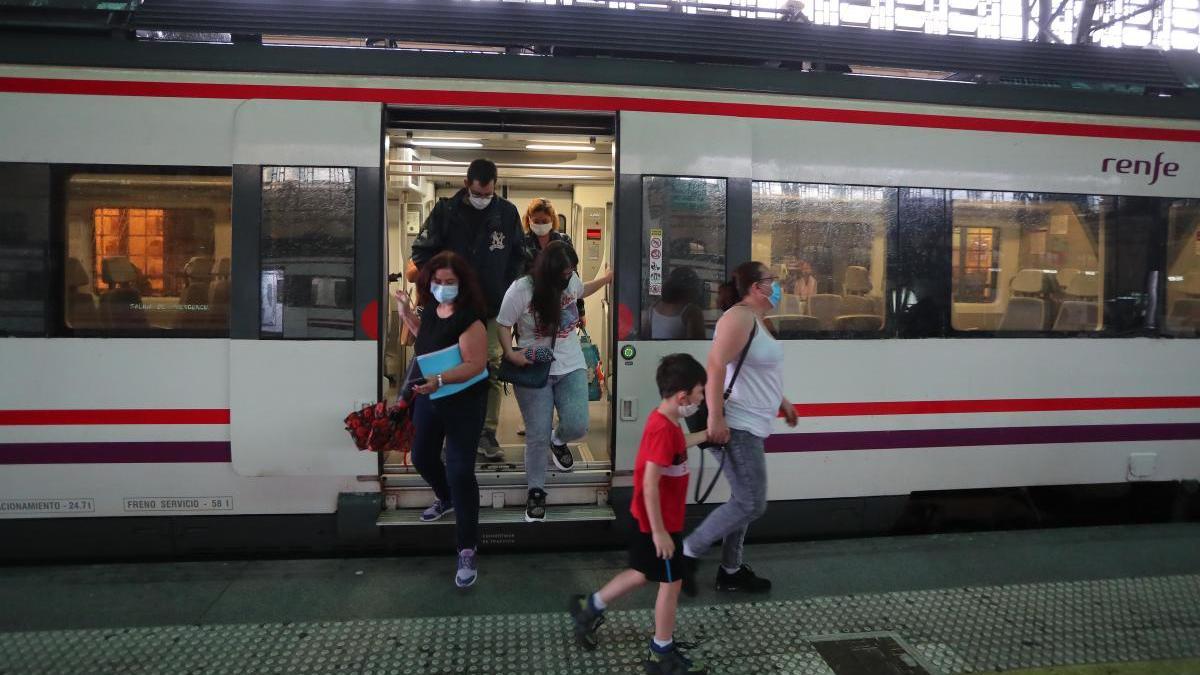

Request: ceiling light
left=409, top=140, right=483, bottom=149
left=526, top=144, right=596, bottom=152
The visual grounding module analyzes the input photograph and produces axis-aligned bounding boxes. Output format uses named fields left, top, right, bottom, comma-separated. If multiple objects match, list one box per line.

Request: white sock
left=722, top=565, right=741, bottom=575
left=652, top=636, right=673, bottom=649
left=682, top=543, right=697, bottom=559
left=551, top=430, right=564, bottom=446
left=590, top=592, right=607, bottom=611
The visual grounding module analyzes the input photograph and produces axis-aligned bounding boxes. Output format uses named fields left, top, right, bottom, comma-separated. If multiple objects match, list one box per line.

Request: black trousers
left=410, top=386, right=486, bottom=551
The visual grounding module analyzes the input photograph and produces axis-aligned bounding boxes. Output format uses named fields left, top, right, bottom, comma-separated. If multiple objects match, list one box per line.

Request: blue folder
left=415, top=344, right=488, bottom=400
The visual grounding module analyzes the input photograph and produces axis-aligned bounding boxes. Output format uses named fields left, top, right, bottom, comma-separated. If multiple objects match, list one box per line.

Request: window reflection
left=950, top=192, right=1112, bottom=333
left=0, top=164, right=50, bottom=336
left=64, top=172, right=232, bottom=334
left=1164, top=200, right=1200, bottom=337
left=642, top=177, right=725, bottom=339
left=260, top=166, right=355, bottom=339
left=751, top=182, right=893, bottom=335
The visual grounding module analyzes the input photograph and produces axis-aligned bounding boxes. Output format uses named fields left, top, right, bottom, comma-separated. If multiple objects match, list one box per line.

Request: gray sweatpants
left=683, top=428, right=768, bottom=570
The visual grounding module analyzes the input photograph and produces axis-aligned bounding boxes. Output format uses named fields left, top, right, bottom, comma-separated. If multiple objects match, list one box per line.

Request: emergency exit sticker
left=649, top=228, right=664, bottom=296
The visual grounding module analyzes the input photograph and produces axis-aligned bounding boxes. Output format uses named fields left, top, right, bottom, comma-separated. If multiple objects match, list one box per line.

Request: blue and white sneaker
left=420, top=499, right=453, bottom=522
left=456, top=548, right=478, bottom=588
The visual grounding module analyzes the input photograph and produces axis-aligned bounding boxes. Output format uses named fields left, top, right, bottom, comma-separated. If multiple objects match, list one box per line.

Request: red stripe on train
left=0, top=409, right=231, bottom=426
left=2, top=76, right=1200, bottom=143
left=791, top=396, right=1200, bottom=417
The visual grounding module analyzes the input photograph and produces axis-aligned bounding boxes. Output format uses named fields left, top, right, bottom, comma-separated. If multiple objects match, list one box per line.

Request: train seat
left=808, top=293, right=842, bottom=329
left=1064, top=274, right=1099, bottom=299
left=64, top=256, right=99, bottom=330
left=768, top=314, right=821, bottom=335
left=98, top=256, right=148, bottom=330
left=997, top=297, right=1045, bottom=331
left=208, top=258, right=231, bottom=322
left=1167, top=298, right=1200, bottom=335
left=839, top=294, right=875, bottom=315
left=1055, top=268, right=1081, bottom=291
left=178, top=256, right=214, bottom=329
left=778, top=293, right=804, bottom=315
left=843, top=265, right=871, bottom=295
left=1052, top=301, right=1099, bottom=331
left=1010, top=269, right=1046, bottom=295
left=834, top=314, right=883, bottom=331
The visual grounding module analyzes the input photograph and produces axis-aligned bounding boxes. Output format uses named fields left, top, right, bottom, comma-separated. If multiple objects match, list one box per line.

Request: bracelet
left=436, top=373, right=444, bottom=388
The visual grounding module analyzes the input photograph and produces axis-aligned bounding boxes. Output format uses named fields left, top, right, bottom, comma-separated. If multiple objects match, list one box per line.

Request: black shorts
left=628, top=530, right=685, bottom=584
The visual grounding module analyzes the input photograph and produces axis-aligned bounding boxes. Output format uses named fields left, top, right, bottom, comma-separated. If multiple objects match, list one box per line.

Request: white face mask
left=678, top=399, right=702, bottom=418
left=530, top=221, right=553, bottom=237
left=469, top=195, right=492, bottom=210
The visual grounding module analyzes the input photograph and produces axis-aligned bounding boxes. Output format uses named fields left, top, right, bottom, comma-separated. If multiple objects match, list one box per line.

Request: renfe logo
left=1101, top=152, right=1180, bottom=186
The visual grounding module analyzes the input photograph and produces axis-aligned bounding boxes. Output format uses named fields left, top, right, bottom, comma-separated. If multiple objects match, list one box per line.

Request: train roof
left=2, top=0, right=1200, bottom=120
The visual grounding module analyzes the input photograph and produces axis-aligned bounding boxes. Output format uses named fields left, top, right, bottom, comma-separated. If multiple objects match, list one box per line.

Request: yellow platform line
left=996, top=658, right=1200, bottom=675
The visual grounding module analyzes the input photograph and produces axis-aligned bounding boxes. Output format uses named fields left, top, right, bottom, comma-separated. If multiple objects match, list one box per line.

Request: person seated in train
left=681, top=261, right=799, bottom=596
left=497, top=241, right=609, bottom=523
left=392, top=251, right=490, bottom=588
left=570, top=353, right=710, bottom=675
left=406, top=158, right=528, bottom=462
left=649, top=266, right=705, bottom=340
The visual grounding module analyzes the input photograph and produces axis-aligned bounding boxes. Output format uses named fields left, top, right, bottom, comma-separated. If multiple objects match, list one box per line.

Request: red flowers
left=344, top=399, right=413, bottom=459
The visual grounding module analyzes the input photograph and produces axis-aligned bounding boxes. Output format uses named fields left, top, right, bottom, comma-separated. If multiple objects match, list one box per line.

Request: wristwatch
left=436, top=373, right=444, bottom=389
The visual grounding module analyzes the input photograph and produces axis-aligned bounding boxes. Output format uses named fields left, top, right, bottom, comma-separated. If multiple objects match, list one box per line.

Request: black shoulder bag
left=496, top=331, right=557, bottom=389
left=685, top=321, right=757, bottom=504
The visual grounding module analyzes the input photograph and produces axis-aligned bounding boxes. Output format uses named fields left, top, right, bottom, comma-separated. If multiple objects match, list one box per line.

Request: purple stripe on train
left=0, top=441, right=232, bottom=464
left=763, top=423, right=1200, bottom=453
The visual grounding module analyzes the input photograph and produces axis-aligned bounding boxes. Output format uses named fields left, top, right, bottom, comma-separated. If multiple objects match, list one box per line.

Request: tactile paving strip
left=2, top=574, right=1198, bottom=675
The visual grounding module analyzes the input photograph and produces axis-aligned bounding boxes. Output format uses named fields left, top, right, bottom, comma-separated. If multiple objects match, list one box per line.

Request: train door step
left=377, top=503, right=615, bottom=527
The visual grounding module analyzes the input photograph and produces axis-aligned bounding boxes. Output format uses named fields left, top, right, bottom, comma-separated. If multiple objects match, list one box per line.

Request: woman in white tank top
left=681, top=261, right=799, bottom=596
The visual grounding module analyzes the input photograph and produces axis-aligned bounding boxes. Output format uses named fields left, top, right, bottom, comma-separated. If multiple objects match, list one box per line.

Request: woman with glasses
left=680, top=261, right=800, bottom=596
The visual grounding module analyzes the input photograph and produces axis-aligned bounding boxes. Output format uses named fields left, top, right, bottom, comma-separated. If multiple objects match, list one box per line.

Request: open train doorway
left=379, top=109, right=617, bottom=533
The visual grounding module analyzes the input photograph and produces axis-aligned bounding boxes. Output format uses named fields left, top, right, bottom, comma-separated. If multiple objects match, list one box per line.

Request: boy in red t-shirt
left=570, top=354, right=709, bottom=675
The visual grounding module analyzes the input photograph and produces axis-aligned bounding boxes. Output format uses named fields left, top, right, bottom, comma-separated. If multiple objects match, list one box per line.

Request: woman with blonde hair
left=522, top=198, right=573, bottom=269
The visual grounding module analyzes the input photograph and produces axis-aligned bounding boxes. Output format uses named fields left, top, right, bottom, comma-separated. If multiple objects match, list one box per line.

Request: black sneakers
left=550, top=441, right=575, bottom=471
left=525, top=488, right=547, bottom=522
left=715, top=563, right=772, bottom=593
left=477, top=429, right=504, bottom=461
left=644, top=642, right=708, bottom=675
left=568, top=594, right=605, bottom=650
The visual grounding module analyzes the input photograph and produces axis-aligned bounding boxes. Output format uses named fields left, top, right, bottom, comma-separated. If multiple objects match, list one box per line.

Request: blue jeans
left=682, top=428, right=768, bottom=569
left=513, top=368, right=589, bottom=490
left=410, top=385, right=486, bottom=551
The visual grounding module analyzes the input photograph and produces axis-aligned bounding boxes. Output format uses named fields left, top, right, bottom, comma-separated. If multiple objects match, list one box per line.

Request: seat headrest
left=184, top=256, right=215, bottom=281
left=843, top=266, right=871, bottom=293
left=65, top=257, right=90, bottom=288
left=101, top=257, right=139, bottom=285
left=1065, top=273, right=1100, bottom=297
left=1055, top=268, right=1081, bottom=288
left=1010, top=269, right=1045, bottom=294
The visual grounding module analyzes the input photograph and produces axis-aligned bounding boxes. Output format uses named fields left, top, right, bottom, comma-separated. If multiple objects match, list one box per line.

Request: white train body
left=0, top=60, right=1197, bottom=540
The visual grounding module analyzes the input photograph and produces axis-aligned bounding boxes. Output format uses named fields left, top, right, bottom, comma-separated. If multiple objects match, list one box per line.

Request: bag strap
left=723, top=320, right=758, bottom=400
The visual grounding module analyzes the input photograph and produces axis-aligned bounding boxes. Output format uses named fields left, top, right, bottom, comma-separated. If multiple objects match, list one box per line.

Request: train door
left=377, top=110, right=619, bottom=540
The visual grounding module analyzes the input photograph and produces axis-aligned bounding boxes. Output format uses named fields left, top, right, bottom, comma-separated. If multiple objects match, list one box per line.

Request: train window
left=949, top=191, right=1114, bottom=333
left=260, top=167, right=355, bottom=339
left=63, top=171, right=232, bottom=335
left=751, top=182, right=894, bottom=336
left=641, top=176, right=726, bottom=339
left=0, top=164, right=50, bottom=336
left=1164, top=200, right=1200, bottom=337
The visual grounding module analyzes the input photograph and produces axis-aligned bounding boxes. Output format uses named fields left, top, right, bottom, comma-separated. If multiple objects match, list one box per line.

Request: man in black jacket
left=408, top=159, right=527, bottom=461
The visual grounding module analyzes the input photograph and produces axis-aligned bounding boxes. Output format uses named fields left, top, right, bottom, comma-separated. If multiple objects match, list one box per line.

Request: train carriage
left=1, top=1, right=1199, bottom=559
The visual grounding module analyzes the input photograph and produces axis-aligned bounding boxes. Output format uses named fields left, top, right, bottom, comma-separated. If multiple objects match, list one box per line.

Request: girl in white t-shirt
left=497, top=241, right=610, bottom=523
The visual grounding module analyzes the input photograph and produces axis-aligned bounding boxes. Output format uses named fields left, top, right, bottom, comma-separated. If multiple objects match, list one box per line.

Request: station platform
left=1, top=523, right=1198, bottom=674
